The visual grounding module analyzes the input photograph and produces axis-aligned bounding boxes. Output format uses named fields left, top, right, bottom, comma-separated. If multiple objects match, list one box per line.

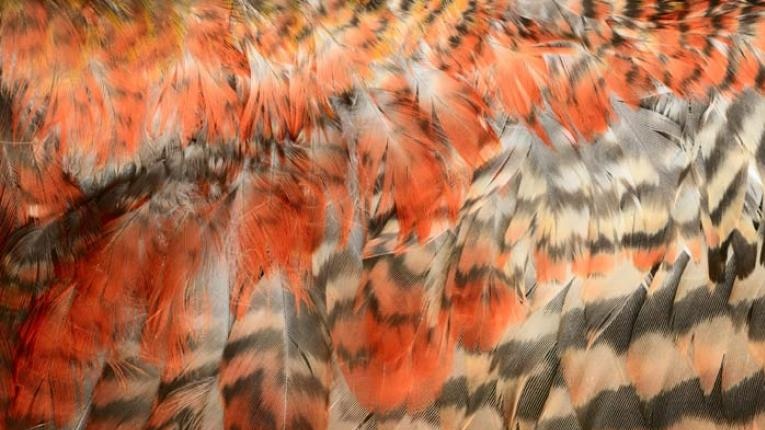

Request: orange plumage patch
left=355, top=74, right=469, bottom=240
left=11, top=221, right=145, bottom=427
left=335, top=273, right=455, bottom=411
left=232, top=167, right=325, bottom=317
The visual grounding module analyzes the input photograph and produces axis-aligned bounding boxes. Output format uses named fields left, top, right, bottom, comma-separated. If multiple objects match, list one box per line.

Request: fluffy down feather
left=1, top=0, right=765, bottom=428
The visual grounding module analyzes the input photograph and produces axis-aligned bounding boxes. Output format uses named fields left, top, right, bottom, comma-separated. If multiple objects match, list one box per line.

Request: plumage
left=1, top=0, right=765, bottom=428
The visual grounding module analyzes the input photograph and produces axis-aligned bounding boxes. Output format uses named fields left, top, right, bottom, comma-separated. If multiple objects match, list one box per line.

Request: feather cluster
left=0, top=0, right=764, bottom=428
